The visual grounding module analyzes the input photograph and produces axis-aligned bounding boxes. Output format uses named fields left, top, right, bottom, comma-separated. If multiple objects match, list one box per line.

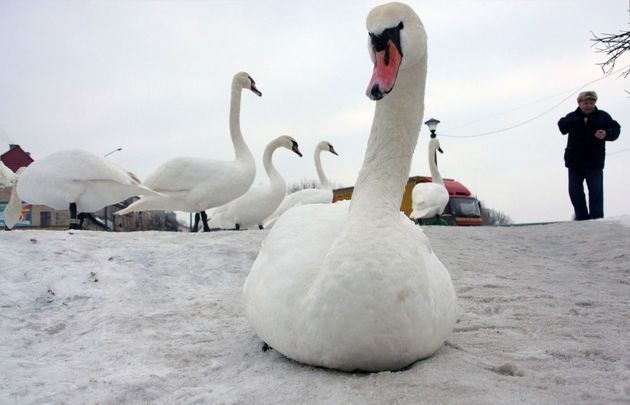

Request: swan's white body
left=4, top=150, right=160, bottom=228
left=263, top=141, right=338, bottom=229
left=206, top=136, right=302, bottom=230
left=0, top=162, right=22, bottom=229
left=116, top=72, right=260, bottom=216
left=410, top=137, right=449, bottom=219
left=0, top=161, right=16, bottom=188
left=243, top=2, right=457, bottom=372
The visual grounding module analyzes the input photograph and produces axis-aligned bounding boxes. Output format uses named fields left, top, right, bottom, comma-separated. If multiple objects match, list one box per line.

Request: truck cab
left=409, top=176, right=482, bottom=226
left=333, top=176, right=482, bottom=226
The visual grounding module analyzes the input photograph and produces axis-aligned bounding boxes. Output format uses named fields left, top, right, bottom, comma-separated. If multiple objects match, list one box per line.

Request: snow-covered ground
left=1, top=218, right=629, bottom=404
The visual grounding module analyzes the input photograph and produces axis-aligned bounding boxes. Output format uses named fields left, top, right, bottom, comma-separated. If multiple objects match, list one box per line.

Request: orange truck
left=333, top=175, right=482, bottom=226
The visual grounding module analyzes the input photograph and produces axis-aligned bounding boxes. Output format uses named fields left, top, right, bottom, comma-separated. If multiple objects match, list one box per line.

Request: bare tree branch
left=591, top=29, right=630, bottom=78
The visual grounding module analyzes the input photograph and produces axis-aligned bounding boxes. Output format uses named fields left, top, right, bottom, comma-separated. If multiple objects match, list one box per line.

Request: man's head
left=577, top=90, right=597, bottom=115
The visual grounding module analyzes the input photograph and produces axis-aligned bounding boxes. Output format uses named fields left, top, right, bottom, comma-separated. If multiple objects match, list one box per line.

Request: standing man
left=558, top=91, right=620, bottom=220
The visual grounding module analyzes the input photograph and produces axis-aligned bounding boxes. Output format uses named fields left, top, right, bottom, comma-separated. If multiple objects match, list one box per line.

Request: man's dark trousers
left=568, top=166, right=603, bottom=220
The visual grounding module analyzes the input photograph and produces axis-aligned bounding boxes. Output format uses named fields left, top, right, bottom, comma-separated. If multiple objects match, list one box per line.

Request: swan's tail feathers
left=262, top=216, right=277, bottom=229
left=115, top=195, right=167, bottom=215
left=136, top=183, right=168, bottom=198
left=206, top=211, right=235, bottom=230
left=410, top=208, right=431, bottom=220
left=127, top=171, right=142, bottom=184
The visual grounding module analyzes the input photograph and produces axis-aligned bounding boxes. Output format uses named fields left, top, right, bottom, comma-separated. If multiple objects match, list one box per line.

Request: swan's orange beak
left=367, top=39, right=402, bottom=100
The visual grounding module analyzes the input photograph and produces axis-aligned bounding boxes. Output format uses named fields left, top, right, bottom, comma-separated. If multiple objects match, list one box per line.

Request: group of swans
left=243, top=2, right=457, bottom=372
left=116, top=72, right=262, bottom=230
left=0, top=72, right=263, bottom=230
left=1, top=72, right=337, bottom=231
left=205, top=135, right=303, bottom=231
left=263, top=141, right=338, bottom=229
left=1, top=1, right=457, bottom=375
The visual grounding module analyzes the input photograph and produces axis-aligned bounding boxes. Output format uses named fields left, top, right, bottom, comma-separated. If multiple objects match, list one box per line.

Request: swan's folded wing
left=143, top=158, right=235, bottom=192
left=34, top=150, right=142, bottom=186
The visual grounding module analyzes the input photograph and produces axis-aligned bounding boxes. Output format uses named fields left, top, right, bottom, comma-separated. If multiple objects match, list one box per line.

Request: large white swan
left=4, top=150, right=163, bottom=229
left=263, top=141, right=338, bottom=228
left=116, top=72, right=262, bottom=232
left=243, top=2, right=457, bottom=372
left=206, top=135, right=303, bottom=230
left=410, top=136, right=449, bottom=222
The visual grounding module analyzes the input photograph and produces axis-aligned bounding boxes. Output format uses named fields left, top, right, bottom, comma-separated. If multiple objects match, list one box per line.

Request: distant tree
left=480, top=203, right=513, bottom=226
left=287, top=178, right=341, bottom=194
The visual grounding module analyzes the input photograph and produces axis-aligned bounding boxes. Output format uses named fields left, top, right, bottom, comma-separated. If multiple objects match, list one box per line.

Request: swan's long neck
left=350, top=60, right=426, bottom=220
left=314, top=147, right=331, bottom=189
left=229, top=83, right=254, bottom=162
left=429, top=141, right=444, bottom=185
left=263, top=141, right=285, bottom=191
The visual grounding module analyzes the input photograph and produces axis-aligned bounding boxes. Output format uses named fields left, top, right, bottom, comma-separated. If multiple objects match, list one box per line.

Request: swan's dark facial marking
left=328, top=144, right=338, bottom=156
left=366, top=21, right=404, bottom=101
left=291, top=140, right=303, bottom=157
left=369, top=22, right=404, bottom=56
left=248, top=75, right=262, bottom=96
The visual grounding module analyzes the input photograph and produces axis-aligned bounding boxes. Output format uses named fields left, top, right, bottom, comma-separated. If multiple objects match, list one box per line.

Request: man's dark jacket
left=557, top=107, right=620, bottom=169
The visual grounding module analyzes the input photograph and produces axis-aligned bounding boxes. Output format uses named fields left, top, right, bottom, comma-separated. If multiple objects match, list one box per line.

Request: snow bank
left=1, top=220, right=628, bottom=404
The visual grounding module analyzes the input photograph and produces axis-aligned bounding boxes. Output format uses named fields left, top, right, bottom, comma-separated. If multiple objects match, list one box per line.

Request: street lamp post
left=424, top=118, right=440, bottom=138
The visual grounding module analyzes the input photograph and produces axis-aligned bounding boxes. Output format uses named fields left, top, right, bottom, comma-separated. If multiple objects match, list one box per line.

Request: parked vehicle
left=333, top=176, right=482, bottom=226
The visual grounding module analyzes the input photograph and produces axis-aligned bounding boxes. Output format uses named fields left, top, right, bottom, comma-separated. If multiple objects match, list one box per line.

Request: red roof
left=0, top=145, right=34, bottom=172
left=412, top=176, right=473, bottom=197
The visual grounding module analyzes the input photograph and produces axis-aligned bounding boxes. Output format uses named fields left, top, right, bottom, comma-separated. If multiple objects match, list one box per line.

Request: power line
left=608, top=147, right=630, bottom=156
left=439, top=62, right=630, bottom=139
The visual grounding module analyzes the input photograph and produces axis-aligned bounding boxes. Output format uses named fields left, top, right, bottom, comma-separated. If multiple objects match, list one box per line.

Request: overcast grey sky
left=1, top=0, right=628, bottom=223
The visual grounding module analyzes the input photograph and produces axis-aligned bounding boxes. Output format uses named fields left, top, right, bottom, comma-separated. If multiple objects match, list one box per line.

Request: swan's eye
left=369, top=23, right=404, bottom=54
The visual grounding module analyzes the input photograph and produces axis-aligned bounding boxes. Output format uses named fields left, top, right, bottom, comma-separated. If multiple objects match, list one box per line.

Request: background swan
left=116, top=72, right=261, bottom=232
left=243, top=2, right=457, bottom=372
left=206, top=135, right=302, bottom=230
left=0, top=162, right=22, bottom=229
left=410, top=136, right=449, bottom=222
left=4, top=150, right=162, bottom=229
left=0, top=161, right=16, bottom=188
left=263, top=141, right=338, bottom=229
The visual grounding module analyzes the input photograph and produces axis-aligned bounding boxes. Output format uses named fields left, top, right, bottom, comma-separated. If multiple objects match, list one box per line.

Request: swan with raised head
left=263, top=141, right=338, bottom=228
left=243, top=2, right=457, bottom=372
left=116, top=72, right=262, bottom=232
left=410, top=135, right=449, bottom=222
left=3, top=150, right=163, bottom=230
left=206, top=135, right=303, bottom=230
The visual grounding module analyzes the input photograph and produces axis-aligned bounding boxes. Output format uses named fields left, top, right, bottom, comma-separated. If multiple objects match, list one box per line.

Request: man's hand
left=595, top=129, right=606, bottom=140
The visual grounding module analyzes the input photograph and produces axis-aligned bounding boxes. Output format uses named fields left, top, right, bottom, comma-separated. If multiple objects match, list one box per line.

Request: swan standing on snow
left=116, top=72, right=262, bottom=232
left=206, top=135, right=303, bottom=230
left=243, top=2, right=457, bottom=372
left=410, top=135, right=449, bottom=223
left=263, top=141, right=338, bottom=229
left=3, top=150, right=162, bottom=230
